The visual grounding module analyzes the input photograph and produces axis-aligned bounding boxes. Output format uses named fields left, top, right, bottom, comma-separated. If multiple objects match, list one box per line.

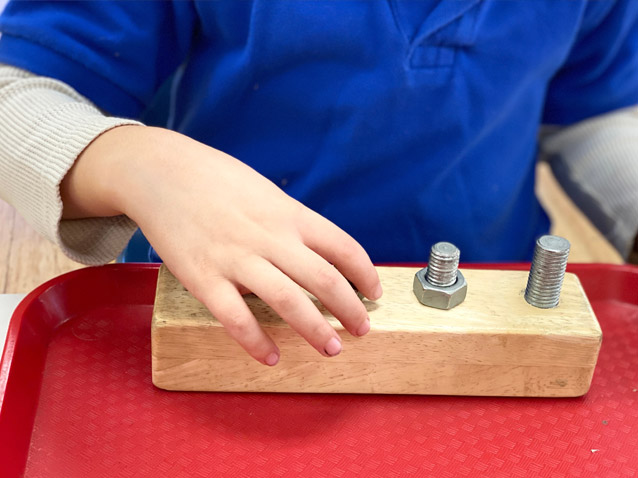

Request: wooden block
left=151, top=265, right=602, bottom=397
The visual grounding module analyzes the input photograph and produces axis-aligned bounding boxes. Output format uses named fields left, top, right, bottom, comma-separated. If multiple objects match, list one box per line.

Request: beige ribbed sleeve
left=541, top=106, right=638, bottom=259
left=0, top=64, right=142, bottom=264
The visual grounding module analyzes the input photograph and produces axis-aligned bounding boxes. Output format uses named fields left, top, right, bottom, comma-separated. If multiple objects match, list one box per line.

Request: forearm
left=0, top=63, right=142, bottom=264
left=540, top=106, right=638, bottom=261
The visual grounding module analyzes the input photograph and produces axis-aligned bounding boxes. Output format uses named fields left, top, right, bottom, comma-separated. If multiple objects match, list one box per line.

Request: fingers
left=298, top=210, right=382, bottom=301
left=197, top=279, right=281, bottom=366
left=268, top=243, right=371, bottom=338
left=238, top=258, right=344, bottom=357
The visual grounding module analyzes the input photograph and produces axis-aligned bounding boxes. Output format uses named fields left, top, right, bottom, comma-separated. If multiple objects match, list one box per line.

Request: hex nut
left=413, top=268, right=467, bottom=310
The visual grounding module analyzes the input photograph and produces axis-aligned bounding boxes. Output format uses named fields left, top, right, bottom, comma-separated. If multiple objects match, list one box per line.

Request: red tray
left=1, top=263, right=637, bottom=477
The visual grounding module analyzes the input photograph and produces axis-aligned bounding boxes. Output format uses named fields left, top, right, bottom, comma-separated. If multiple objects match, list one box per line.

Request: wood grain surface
left=152, top=265, right=602, bottom=396
left=0, top=200, right=83, bottom=294
left=0, top=163, right=623, bottom=293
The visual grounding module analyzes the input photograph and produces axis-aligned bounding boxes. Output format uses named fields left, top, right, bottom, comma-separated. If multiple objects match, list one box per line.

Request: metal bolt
left=525, top=235, right=570, bottom=309
left=425, top=242, right=460, bottom=287
left=413, top=242, right=467, bottom=310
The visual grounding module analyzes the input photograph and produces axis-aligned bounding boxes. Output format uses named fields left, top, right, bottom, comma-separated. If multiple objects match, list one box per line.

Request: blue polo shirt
left=1, top=1, right=637, bottom=262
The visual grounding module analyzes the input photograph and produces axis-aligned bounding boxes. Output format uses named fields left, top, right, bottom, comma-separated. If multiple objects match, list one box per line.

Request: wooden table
left=0, top=163, right=623, bottom=294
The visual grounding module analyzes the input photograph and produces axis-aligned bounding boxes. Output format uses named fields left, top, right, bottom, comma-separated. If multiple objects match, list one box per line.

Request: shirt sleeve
left=0, top=64, right=142, bottom=265
left=543, top=0, right=638, bottom=125
left=0, top=0, right=197, bottom=118
left=540, top=106, right=638, bottom=259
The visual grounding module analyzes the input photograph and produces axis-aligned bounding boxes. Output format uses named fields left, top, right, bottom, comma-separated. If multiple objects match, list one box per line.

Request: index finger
left=298, top=209, right=382, bottom=301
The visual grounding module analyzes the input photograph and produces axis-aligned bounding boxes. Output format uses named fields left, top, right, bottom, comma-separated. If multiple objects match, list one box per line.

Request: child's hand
left=62, top=126, right=382, bottom=365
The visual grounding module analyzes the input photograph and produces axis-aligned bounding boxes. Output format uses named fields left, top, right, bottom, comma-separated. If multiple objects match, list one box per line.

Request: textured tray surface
left=1, top=264, right=637, bottom=477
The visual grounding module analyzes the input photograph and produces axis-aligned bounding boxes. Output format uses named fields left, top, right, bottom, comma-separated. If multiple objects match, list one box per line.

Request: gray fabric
left=541, top=106, right=638, bottom=259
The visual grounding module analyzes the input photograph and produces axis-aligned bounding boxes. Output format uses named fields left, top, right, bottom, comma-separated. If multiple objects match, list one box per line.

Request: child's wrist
left=62, top=124, right=149, bottom=219
left=107, top=126, right=205, bottom=220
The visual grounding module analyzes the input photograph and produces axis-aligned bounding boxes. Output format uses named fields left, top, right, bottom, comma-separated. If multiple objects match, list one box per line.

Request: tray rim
left=0, top=261, right=636, bottom=477
left=3, top=261, right=637, bottom=404
left=0, top=263, right=161, bottom=409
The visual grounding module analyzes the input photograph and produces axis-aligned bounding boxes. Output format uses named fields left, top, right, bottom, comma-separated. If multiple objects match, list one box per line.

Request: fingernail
left=356, top=318, right=370, bottom=336
left=324, top=337, right=342, bottom=357
left=265, top=352, right=280, bottom=366
left=371, top=283, right=383, bottom=301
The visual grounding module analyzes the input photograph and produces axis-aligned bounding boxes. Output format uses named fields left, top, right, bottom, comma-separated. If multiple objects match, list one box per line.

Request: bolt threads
left=525, top=235, right=570, bottom=309
left=426, top=242, right=460, bottom=287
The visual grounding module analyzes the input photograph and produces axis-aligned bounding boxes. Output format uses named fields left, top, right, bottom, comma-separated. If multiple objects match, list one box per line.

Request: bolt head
left=413, top=268, right=467, bottom=310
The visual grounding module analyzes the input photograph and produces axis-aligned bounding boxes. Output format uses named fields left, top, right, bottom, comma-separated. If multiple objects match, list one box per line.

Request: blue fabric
left=1, top=1, right=638, bottom=262
left=116, top=229, right=158, bottom=263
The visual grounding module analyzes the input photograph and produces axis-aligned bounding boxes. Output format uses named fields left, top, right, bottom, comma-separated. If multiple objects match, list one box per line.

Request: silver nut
left=413, top=267, right=467, bottom=310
